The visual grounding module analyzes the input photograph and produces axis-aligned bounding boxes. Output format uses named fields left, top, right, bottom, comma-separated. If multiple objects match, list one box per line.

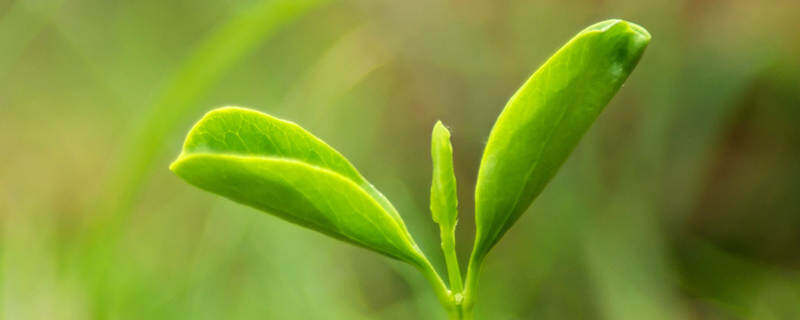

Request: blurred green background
left=2, top=0, right=799, bottom=319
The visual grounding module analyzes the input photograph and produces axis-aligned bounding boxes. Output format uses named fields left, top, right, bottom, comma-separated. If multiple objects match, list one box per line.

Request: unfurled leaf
left=472, top=19, right=651, bottom=261
left=430, top=121, right=458, bottom=230
left=170, top=107, right=427, bottom=265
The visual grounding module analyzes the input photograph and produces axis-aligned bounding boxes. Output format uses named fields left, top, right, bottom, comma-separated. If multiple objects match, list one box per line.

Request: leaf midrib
left=172, top=152, right=425, bottom=265
left=477, top=30, right=593, bottom=253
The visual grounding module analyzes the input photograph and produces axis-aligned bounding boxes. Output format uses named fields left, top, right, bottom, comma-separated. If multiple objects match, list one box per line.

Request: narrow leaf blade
left=430, top=121, right=458, bottom=229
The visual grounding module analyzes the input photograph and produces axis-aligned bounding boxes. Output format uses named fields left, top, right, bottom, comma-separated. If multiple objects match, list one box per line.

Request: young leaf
left=472, top=20, right=651, bottom=262
left=430, top=121, right=458, bottom=230
left=170, top=107, right=427, bottom=265
left=430, top=121, right=464, bottom=292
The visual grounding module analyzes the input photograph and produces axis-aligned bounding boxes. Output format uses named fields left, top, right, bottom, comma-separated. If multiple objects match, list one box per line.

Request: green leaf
left=170, top=107, right=427, bottom=266
left=472, top=19, right=651, bottom=261
left=430, top=121, right=458, bottom=230
left=429, top=121, right=464, bottom=293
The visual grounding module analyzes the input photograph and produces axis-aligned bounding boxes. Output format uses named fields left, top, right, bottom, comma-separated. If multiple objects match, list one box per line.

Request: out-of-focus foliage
left=1, top=0, right=798, bottom=319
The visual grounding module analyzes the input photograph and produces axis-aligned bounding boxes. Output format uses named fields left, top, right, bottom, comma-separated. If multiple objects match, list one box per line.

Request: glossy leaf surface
left=472, top=19, right=651, bottom=261
left=170, top=107, right=426, bottom=265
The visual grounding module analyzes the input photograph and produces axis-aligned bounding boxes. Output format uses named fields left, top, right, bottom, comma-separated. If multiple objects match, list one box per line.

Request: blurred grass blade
left=96, top=0, right=328, bottom=230
left=283, top=26, right=393, bottom=121
left=468, top=19, right=651, bottom=294
left=583, top=198, right=686, bottom=320
left=82, top=2, right=328, bottom=313
left=0, top=0, right=66, bottom=80
left=170, top=107, right=427, bottom=265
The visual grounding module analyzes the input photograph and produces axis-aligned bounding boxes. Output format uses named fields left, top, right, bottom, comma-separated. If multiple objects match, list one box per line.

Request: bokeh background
left=2, top=0, right=799, bottom=319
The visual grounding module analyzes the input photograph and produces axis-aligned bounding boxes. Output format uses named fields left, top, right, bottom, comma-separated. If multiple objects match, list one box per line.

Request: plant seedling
left=170, top=19, right=650, bottom=319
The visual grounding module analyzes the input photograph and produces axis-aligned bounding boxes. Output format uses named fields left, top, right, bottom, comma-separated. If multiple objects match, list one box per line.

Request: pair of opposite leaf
left=171, top=18, right=650, bottom=307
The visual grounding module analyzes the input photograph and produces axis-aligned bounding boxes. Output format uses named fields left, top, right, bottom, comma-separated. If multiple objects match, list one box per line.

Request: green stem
left=440, top=226, right=464, bottom=293
left=447, top=300, right=473, bottom=320
left=415, top=258, right=455, bottom=313
left=462, top=251, right=485, bottom=314
left=460, top=307, right=474, bottom=320
left=447, top=307, right=463, bottom=320
left=416, top=253, right=477, bottom=319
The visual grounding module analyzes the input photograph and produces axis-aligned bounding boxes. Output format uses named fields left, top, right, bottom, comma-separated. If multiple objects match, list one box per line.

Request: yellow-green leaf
left=170, top=107, right=427, bottom=266
left=430, top=121, right=458, bottom=230
left=472, top=19, right=651, bottom=262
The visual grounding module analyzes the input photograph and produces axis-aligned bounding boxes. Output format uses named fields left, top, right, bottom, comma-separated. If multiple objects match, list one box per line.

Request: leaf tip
left=584, top=19, right=651, bottom=43
left=432, top=120, right=451, bottom=140
left=623, top=20, right=651, bottom=42
left=168, top=156, right=184, bottom=175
